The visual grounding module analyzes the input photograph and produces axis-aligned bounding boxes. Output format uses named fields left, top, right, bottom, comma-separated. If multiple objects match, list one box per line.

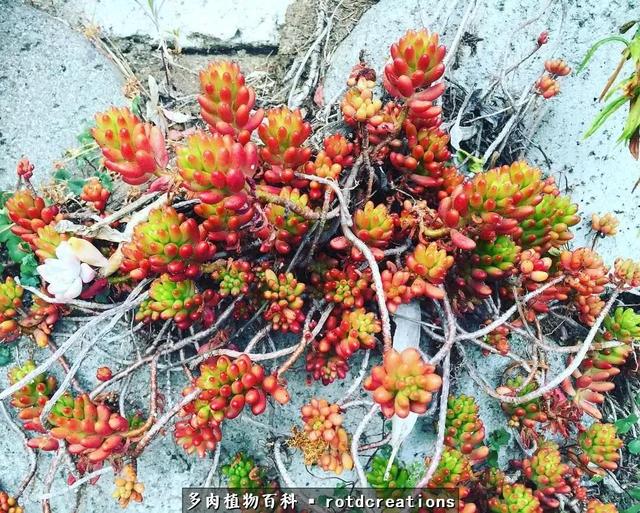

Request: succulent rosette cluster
left=92, top=107, right=168, bottom=185
left=175, top=354, right=289, bottom=458
left=445, top=395, right=489, bottom=464
left=121, top=206, right=216, bottom=280
left=289, top=398, right=354, bottom=475
left=198, top=60, right=264, bottom=142
left=222, top=452, right=266, bottom=489
left=364, top=348, right=442, bottom=418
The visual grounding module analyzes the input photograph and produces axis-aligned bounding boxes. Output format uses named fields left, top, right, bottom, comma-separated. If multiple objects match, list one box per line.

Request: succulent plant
left=222, top=452, right=266, bottom=489
left=8, top=360, right=57, bottom=432
left=445, top=395, right=489, bottom=464
left=518, top=442, right=571, bottom=508
left=294, top=398, right=354, bottom=474
left=121, top=206, right=216, bottom=281
left=562, top=360, right=615, bottom=419
left=427, top=447, right=472, bottom=488
left=544, top=59, right=571, bottom=77
left=510, top=249, right=568, bottom=315
left=258, top=186, right=310, bottom=254
left=261, top=270, right=306, bottom=333
left=29, top=393, right=130, bottom=463
left=589, top=306, right=640, bottom=368
left=612, top=257, right=640, bottom=289
left=536, top=75, right=561, bottom=99
left=367, top=101, right=406, bottom=146
left=92, top=107, right=168, bottom=185
left=498, top=375, right=547, bottom=430
left=174, top=413, right=222, bottom=458
left=383, top=28, right=446, bottom=98
left=195, top=199, right=255, bottom=250
left=18, top=294, right=61, bottom=348
left=364, top=348, right=442, bottom=418
left=136, top=274, right=217, bottom=330
left=305, top=350, right=349, bottom=385
left=113, top=464, right=145, bottom=508
left=519, top=192, right=580, bottom=252
left=586, top=499, right=619, bottom=513
left=354, top=202, right=395, bottom=249
left=192, top=354, right=289, bottom=423
left=321, top=265, right=373, bottom=309
left=406, top=242, right=454, bottom=289
left=380, top=263, right=419, bottom=312
left=367, top=449, right=414, bottom=494
left=391, top=124, right=451, bottom=192
left=81, top=178, right=110, bottom=212
left=305, top=151, right=342, bottom=201
left=33, top=224, right=68, bottom=261
left=0, top=277, right=23, bottom=342
left=258, top=107, right=312, bottom=184
left=591, top=212, right=619, bottom=237
left=176, top=132, right=258, bottom=207
left=210, top=259, right=254, bottom=297
left=317, top=308, right=380, bottom=359
left=484, top=324, right=510, bottom=355
left=341, top=76, right=383, bottom=125
left=5, top=190, right=59, bottom=246
left=577, top=422, right=622, bottom=472
left=439, top=161, right=546, bottom=242
left=559, top=248, right=609, bottom=324
left=471, top=236, right=521, bottom=281
left=323, top=133, right=354, bottom=167
left=198, top=60, right=264, bottom=142
left=488, top=483, right=542, bottom=513
left=0, top=491, right=23, bottom=513
left=559, top=248, right=609, bottom=292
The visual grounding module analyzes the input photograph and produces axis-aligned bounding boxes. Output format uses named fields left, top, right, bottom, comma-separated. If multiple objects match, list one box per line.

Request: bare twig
left=351, top=404, right=380, bottom=485
left=416, top=352, right=451, bottom=488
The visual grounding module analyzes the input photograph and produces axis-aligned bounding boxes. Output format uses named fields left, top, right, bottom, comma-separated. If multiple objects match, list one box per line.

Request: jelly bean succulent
left=222, top=452, right=266, bottom=489
left=577, top=422, right=623, bottom=472
left=289, top=398, right=354, bottom=475
left=92, top=107, right=168, bottom=185
left=198, top=60, right=264, bottom=142
left=0, top=491, right=23, bottom=513
left=364, top=348, right=442, bottom=418
left=121, top=206, right=216, bottom=280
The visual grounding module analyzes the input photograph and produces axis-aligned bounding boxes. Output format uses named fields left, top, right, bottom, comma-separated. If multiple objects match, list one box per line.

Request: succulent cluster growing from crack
left=0, top=23, right=638, bottom=512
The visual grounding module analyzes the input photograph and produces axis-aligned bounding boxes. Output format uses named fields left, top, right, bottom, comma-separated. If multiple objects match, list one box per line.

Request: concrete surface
left=0, top=0, right=124, bottom=189
left=33, top=0, right=294, bottom=51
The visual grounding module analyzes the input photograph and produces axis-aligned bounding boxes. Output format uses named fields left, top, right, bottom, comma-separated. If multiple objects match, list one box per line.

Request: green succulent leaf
left=622, top=505, right=640, bottom=513
left=629, top=488, right=640, bottom=501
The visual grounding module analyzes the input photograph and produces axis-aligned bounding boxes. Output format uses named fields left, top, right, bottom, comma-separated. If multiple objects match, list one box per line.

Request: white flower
left=37, top=241, right=98, bottom=301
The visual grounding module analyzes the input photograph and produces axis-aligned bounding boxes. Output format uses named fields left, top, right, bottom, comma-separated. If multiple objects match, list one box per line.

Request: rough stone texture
left=33, top=0, right=294, bottom=51
left=0, top=0, right=124, bottom=189
left=325, top=0, right=640, bottom=264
